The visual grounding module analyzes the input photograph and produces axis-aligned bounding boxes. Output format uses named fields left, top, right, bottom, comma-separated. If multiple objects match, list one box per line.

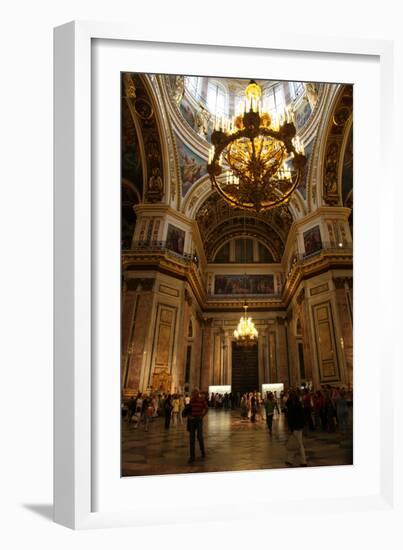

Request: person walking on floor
left=285, top=390, right=307, bottom=467
left=178, top=394, right=185, bottom=425
left=133, top=393, right=143, bottom=429
left=264, top=392, right=276, bottom=434
left=250, top=392, right=257, bottom=423
left=144, top=399, right=154, bottom=432
left=127, top=396, right=136, bottom=424
left=171, top=394, right=180, bottom=426
left=335, top=388, right=349, bottom=434
left=187, top=387, right=208, bottom=463
left=164, top=394, right=173, bottom=430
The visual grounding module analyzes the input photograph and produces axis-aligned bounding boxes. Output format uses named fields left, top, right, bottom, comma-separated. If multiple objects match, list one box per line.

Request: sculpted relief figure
left=305, top=82, right=319, bottom=109
left=123, top=73, right=136, bottom=98
left=325, top=142, right=339, bottom=195
left=146, top=166, right=164, bottom=202
left=195, top=106, right=210, bottom=139
left=173, top=75, right=185, bottom=104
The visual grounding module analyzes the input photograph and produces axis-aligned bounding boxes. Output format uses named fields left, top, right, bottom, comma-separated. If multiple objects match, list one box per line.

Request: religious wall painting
left=295, top=100, right=312, bottom=130
left=166, top=224, right=185, bottom=255
left=176, top=139, right=207, bottom=196
left=214, top=274, right=275, bottom=295
left=303, top=225, right=322, bottom=256
left=179, top=96, right=196, bottom=129
left=296, top=140, right=313, bottom=199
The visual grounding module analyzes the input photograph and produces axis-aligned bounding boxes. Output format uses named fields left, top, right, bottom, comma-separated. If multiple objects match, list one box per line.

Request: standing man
left=264, top=392, right=275, bottom=434
left=188, top=388, right=208, bottom=463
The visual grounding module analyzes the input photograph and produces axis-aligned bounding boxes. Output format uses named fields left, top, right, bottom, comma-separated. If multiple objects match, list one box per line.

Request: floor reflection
left=121, top=409, right=353, bottom=477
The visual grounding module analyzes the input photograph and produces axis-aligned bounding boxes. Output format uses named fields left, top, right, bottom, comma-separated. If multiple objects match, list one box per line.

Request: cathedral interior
left=121, top=73, right=353, bottom=400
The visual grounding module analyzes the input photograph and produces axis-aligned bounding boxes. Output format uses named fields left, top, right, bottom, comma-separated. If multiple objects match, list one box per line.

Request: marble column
left=225, top=331, right=232, bottom=385
left=125, top=279, right=156, bottom=392
left=333, top=277, right=353, bottom=387
left=174, top=287, right=192, bottom=392
left=258, top=330, right=267, bottom=389
left=191, top=315, right=203, bottom=391
left=297, top=288, right=314, bottom=384
left=200, top=318, right=213, bottom=392
left=276, top=316, right=289, bottom=386
left=213, top=330, right=222, bottom=385
left=121, top=278, right=137, bottom=390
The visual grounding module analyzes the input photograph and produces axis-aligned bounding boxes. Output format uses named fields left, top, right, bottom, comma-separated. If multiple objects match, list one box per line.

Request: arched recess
left=213, top=237, right=275, bottom=263
left=121, top=179, right=141, bottom=250
left=205, top=222, right=284, bottom=263
left=307, top=84, right=353, bottom=209
left=121, top=81, right=146, bottom=249
left=195, top=191, right=294, bottom=263
left=122, top=73, right=176, bottom=206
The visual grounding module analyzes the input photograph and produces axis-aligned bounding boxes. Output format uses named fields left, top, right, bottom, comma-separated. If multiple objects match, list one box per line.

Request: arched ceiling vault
left=195, top=192, right=293, bottom=262
left=206, top=223, right=284, bottom=263
left=306, top=84, right=353, bottom=210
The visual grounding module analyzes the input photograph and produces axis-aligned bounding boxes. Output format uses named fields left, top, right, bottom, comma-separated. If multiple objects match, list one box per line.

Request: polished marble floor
left=121, top=409, right=353, bottom=477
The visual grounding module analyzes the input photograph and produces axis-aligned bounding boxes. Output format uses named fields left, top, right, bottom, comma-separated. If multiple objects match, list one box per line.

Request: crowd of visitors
left=123, top=388, right=209, bottom=462
left=122, top=384, right=352, bottom=466
left=124, top=391, right=192, bottom=430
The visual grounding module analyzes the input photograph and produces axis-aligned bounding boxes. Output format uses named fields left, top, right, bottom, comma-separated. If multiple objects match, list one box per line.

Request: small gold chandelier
left=233, top=303, right=258, bottom=347
left=207, top=80, right=306, bottom=212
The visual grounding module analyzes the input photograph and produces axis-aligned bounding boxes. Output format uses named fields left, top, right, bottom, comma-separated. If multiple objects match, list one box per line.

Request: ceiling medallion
left=207, top=80, right=306, bottom=212
left=233, top=303, right=258, bottom=347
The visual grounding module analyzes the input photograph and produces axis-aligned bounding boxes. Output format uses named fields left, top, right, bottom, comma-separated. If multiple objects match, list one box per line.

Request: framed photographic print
left=54, top=21, right=397, bottom=530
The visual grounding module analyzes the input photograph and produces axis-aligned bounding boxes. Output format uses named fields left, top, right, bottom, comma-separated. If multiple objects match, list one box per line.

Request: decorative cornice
left=122, top=245, right=352, bottom=313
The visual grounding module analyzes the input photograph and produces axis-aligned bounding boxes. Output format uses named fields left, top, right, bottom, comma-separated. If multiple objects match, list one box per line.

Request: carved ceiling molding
left=305, top=84, right=348, bottom=212
left=310, top=84, right=353, bottom=209
left=153, top=75, right=184, bottom=207
left=195, top=190, right=293, bottom=240
left=124, top=74, right=166, bottom=204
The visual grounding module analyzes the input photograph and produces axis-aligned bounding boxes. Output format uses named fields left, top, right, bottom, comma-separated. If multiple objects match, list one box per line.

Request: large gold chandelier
left=207, top=80, right=306, bottom=212
left=233, top=304, right=258, bottom=347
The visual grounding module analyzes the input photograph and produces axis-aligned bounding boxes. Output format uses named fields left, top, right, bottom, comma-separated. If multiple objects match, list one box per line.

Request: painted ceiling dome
left=182, top=76, right=319, bottom=135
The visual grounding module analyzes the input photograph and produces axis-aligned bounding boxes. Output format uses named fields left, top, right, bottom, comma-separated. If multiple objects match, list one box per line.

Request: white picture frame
left=54, top=20, right=398, bottom=530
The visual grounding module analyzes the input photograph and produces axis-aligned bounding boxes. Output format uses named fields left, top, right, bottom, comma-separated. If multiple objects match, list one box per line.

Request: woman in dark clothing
left=285, top=391, right=307, bottom=466
left=164, top=394, right=173, bottom=429
left=250, top=392, right=257, bottom=422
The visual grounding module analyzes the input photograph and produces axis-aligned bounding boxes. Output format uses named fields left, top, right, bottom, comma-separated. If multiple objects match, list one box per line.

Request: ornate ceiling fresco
left=159, top=74, right=338, bottom=214
left=121, top=74, right=352, bottom=266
